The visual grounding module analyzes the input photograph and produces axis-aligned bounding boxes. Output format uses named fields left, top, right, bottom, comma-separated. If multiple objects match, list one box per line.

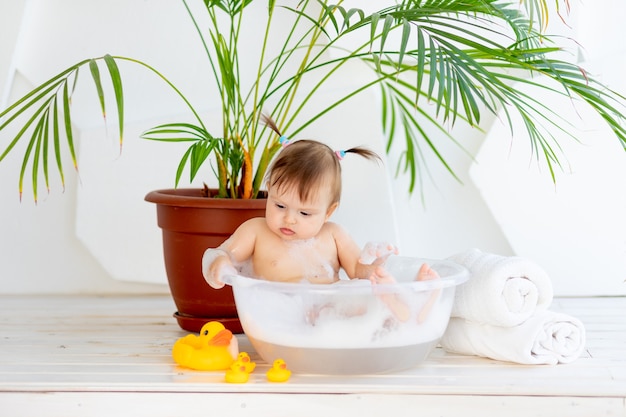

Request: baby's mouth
left=280, top=227, right=295, bottom=236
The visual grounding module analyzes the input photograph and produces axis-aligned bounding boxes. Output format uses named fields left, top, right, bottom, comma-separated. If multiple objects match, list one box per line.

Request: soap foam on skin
left=284, top=238, right=335, bottom=283
left=233, top=237, right=336, bottom=284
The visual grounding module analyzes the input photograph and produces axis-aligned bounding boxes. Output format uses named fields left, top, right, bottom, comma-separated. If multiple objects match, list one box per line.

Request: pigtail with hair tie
left=336, top=147, right=381, bottom=163
left=279, top=136, right=291, bottom=147
left=260, top=113, right=290, bottom=147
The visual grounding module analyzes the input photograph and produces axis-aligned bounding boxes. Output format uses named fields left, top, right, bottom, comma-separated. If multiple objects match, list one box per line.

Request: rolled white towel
left=448, top=249, right=553, bottom=326
left=440, top=311, right=586, bottom=365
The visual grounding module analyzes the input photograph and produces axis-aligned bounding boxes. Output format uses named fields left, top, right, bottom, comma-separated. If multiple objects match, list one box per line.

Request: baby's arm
left=202, top=218, right=259, bottom=289
left=355, top=241, right=399, bottom=283
left=331, top=224, right=397, bottom=280
left=202, top=247, right=236, bottom=289
left=333, top=228, right=410, bottom=321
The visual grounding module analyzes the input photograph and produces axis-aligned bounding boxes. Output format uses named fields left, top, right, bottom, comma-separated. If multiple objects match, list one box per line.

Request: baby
left=202, top=138, right=438, bottom=320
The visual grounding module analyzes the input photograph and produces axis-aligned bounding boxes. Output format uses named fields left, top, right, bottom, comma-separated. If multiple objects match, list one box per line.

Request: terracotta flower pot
left=145, top=188, right=266, bottom=333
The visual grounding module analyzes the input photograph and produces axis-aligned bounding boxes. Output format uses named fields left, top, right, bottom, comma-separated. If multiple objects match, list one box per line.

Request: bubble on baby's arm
left=360, top=241, right=398, bottom=264
left=236, top=258, right=256, bottom=278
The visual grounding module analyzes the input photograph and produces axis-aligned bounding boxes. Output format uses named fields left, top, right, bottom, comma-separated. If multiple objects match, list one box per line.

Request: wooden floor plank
left=2, top=392, right=624, bottom=417
left=0, top=295, right=624, bottom=415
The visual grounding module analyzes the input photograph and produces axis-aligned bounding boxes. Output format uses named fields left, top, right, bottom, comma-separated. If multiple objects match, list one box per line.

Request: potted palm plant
left=1, top=0, right=625, bottom=332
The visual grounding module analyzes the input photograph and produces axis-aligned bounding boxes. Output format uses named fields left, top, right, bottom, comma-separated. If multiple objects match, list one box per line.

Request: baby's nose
left=285, top=211, right=296, bottom=224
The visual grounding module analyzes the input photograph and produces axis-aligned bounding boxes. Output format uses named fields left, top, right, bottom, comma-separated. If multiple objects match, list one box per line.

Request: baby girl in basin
left=203, top=131, right=439, bottom=322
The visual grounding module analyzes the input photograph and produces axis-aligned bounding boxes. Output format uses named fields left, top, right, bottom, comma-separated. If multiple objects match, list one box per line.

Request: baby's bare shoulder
left=318, top=222, right=348, bottom=243
left=229, top=217, right=269, bottom=243
left=322, top=221, right=348, bottom=235
left=238, top=217, right=277, bottom=241
left=237, top=217, right=267, bottom=231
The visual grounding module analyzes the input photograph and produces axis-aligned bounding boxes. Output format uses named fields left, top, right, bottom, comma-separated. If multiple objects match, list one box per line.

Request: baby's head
left=264, top=139, right=380, bottom=241
left=266, top=139, right=379, bottom=207
left=267, top=140, right=341, bottom=206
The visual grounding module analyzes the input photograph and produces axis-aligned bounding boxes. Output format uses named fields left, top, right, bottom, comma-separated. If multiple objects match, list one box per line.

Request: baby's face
left=265, top=185, right=335, bottom=241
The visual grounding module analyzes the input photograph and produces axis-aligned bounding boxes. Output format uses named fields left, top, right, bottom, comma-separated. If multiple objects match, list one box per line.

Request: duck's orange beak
left=208, top=329, right=233, bottom=346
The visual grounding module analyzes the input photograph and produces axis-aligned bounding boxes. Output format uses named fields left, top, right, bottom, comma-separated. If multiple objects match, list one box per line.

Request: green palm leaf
left=1, top=0, right=625, bottom=200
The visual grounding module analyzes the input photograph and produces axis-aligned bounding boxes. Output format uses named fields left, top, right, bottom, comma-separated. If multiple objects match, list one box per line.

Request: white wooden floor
left=0, top=295, right=624, bottom=417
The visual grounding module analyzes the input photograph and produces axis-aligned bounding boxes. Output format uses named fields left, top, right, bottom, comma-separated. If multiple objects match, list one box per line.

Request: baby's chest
left=253, top=240, right=338, bottom=282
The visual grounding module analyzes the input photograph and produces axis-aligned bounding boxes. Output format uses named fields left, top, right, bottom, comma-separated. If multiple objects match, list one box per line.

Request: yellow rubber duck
left=266, top=358, right=291, bottom=382
left=225, top=359, right=250, bottom=383
left=237, top=352, right=256, bottom=373
left=172, top=321, right=238, bottom=371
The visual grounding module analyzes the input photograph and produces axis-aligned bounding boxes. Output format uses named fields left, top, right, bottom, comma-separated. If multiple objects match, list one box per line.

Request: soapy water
left=232, top=276, right=456, bottom=349
left=249, top=337, right=439, bottom=374
left=225, top=256, right=468, bottom=373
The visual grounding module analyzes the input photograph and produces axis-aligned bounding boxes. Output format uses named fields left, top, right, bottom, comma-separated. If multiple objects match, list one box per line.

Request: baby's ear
left=325, top=202, right=339, bottom=220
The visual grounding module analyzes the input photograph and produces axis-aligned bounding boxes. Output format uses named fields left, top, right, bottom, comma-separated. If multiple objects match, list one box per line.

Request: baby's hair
left=261, top=115, right=380, bottom=205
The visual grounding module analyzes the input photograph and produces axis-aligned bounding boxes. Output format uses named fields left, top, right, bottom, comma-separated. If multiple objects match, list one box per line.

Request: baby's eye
left=275, top=203, right=285, bottom=209
left=299, top=211, right=310, bottom=216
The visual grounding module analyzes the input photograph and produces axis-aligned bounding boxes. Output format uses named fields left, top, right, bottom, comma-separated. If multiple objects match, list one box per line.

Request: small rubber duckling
left=172, top=321, right=238, bottom=371
left=266, top=358, right=291, bottom=382
left=225, top=359, right=250, bottom=383
left=237, top=352, right=256, bottom=373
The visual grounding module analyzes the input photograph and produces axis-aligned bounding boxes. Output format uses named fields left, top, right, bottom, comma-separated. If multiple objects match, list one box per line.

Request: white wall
left=1, top=0, right=624, bottom=296
left=346, top=0, right=626, bottom=296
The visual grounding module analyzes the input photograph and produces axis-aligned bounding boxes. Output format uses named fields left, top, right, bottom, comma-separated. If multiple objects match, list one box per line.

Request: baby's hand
left=210, top=256, right=238, bottom=289
left=357, top=241, right=399, bottom=284
left=359, top=241, right=399, bottom=265
left=368, top=264, right=396, bottom=285
left=202, top=248, right=237, bottom=289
